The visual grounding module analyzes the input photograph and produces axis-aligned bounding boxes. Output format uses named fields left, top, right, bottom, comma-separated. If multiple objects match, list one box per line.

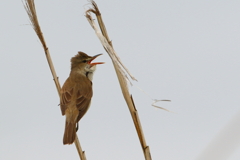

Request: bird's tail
left=63, top=121, right=76, bottom=145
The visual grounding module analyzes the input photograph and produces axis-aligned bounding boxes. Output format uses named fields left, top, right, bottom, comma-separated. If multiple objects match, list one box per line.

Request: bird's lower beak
left=88, top=54, right=104, bottom=65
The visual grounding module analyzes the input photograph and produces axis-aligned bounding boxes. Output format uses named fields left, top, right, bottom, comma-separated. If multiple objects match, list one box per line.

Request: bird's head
left=71, top=51, right=104, bottom=73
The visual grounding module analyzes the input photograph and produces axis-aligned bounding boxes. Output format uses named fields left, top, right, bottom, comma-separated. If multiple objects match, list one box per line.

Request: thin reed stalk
left=85, top=1, right=152, bottom=160
left=24, top=1, right=86, bottom=159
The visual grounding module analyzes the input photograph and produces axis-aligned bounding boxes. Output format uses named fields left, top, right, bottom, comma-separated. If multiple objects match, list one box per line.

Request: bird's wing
left=60, top=78, right=74, bottom=115
left=60, top=76, right=93, bottom=121
left=75, top=81, right=93, bottom=122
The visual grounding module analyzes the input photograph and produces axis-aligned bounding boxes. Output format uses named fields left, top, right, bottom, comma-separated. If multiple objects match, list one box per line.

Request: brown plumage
left=60, top=51, right=103, bottom=145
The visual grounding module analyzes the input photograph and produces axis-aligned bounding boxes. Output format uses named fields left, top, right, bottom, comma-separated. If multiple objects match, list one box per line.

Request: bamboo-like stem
left=75, top=135, right=87, bottom=160
left=85, top=1, right=152, bottom=160
left=24, top=1, right=86, bottom=160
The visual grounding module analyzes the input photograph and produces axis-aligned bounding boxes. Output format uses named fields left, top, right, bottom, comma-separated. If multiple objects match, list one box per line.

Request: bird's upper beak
left=88, top=54, right=104, bottom=66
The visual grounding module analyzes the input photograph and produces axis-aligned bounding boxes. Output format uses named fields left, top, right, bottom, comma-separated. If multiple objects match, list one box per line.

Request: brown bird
left=60, top=51, right=103, bottom=145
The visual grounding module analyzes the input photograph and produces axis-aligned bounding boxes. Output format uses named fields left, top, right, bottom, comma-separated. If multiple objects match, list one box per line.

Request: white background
left=1, top=0, right=240, bottom=160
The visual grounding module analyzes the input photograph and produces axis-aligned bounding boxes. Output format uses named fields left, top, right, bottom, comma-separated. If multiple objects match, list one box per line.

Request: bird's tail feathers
left=63, top=121, right=76, bottom=145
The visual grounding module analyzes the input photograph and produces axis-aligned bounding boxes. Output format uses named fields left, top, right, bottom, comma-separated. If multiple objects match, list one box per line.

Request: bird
left=60, top=51, right=103, bottom=145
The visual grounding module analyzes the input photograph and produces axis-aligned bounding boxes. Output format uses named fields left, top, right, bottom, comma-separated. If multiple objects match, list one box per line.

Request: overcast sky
left=1, top=0, right=240, bottom=160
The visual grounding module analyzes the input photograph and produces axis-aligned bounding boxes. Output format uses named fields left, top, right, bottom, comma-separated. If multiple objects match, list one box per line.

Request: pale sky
left=1, top=0, right=240, bottom=160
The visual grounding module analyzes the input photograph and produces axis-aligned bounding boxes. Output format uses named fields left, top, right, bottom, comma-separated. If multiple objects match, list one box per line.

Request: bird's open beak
left=88, top=54, right=104, bottom=65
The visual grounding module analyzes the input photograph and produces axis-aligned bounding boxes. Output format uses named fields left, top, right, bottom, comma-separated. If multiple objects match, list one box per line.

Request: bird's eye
left=82, top=60, right=87, bottom=63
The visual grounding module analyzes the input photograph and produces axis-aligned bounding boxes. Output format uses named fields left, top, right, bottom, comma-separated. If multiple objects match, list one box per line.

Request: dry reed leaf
left=152, top=99, right=172, bottom=112
left=134, top=84, right=171, bottom=111
left=85, top=2, right=136, bottom=83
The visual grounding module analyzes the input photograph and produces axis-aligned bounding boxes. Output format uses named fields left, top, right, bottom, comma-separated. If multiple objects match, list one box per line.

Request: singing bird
left=60, top=51, right=103, bottom=145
